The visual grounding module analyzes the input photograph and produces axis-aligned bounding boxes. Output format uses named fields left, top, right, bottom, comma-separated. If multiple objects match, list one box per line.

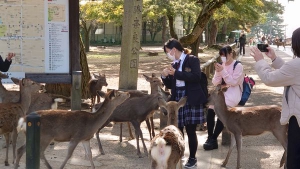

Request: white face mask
left=167, top=49, right=175, bottom=61
left=221, top=56, right=227, bottom=63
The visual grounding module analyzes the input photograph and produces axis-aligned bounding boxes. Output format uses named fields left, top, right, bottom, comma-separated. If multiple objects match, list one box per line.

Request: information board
left=0, top=0, right=69, bottom=74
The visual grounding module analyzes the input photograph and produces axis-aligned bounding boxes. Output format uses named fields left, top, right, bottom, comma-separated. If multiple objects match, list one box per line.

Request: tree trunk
left=167, top=14, right=178, bottom=40
left=45, top=36, right=91, bottom=99
left=190, top=35, right=201, bottom=56
left=84, top=30, right=90, bottom=52
left=91, top=25, right=98, bottom=42
left=208, top=19, right=218, bottom=47
left=161, top=16, right=167, bottom=45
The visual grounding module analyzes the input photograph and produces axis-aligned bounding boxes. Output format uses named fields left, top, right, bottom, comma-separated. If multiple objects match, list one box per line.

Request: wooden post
left=71, top=71, right=82, bottom=110
left=26, top=112, right=41, bottom=169
left=119, top=0, right=143, bottom=90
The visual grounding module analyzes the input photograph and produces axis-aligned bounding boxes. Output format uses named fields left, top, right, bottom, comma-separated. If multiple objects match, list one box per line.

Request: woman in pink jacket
left=203, top=46, right=244, bottom=150
left=250, top=27, right=300, bottom=168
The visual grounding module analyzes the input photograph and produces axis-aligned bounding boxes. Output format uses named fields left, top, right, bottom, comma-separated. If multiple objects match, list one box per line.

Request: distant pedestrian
left=250, top=27, right=300, bottom=169
left=239, top=33, right=246, bottom=55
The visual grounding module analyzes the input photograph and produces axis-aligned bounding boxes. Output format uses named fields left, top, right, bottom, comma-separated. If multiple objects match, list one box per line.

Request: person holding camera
left=203, top=46, right=244, bottom=150
left=161, top=38, right=207, bottom=168
left=0, top=53, right=15, bottom=72
left=250, top=27, right=300, bottom=168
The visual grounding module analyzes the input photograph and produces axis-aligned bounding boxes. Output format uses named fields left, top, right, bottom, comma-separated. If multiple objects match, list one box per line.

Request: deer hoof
left=5, top=161, right=9, bottom=166
left=221, top=161, right=227, bottom=167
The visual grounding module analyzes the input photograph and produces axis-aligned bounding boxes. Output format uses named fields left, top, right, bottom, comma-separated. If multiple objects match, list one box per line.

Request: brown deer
left=208, top=84, right=287, bottom=169
left=14, top=90, right=130, bottom=169
left=88, top=72, right=108, bottom=109
left=275, top=39, right=286, bottom=51
left=0, top=78, right=42, bottom=166
left=9, top=77, right=66, bottom=113
left=96, top=86, right=167, bottom=158
left=143, top=73, right=170, bottom=140
left=149, top=97, right=187, bottom=169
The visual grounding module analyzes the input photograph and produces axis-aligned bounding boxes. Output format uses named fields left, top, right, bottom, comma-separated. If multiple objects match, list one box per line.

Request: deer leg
left=132, top=121, right=148, bottom=157
left=222, top=133, right=236, bottom=167
left=4, top=133, right=10, bottom=166
left=150, top=115, right=155, bottom=139
left=234, top=133, right=242, bottom=169
left=96, top=94, right=100, bottom=104
left=96, top=121, right=110, bottom=155
left=12, top=128, right=18, bottom=163
left=59, top=140, right=80, bottom=169
left=14, top=144, right=25, bottom=169
left=145, top=118, right=152, bottom=140
left=119, top=123, right=123, bottom=142
left=40, top=138, right=53, bottom=169
left=82, top=140, right=95, bottom=169
left=272, top=126, right=288, bottom=168
left=127, top=122, right=134, bottom=140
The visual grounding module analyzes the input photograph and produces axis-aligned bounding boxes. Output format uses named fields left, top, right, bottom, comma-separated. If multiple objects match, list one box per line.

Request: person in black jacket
left=239, top=33, right=246, bottom=56
left=161, top=38, right=207, bottom=168
left=0, top=53, right=15, bottom=72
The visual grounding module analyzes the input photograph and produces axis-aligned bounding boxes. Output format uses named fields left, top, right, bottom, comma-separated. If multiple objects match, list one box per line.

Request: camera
left=257, top=44, right=269, bottom=52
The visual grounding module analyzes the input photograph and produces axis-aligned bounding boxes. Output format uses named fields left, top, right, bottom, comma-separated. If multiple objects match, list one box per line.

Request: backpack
left=200, top=72, right=208, bottom=99
left=233, top=61, right=255, bottom=106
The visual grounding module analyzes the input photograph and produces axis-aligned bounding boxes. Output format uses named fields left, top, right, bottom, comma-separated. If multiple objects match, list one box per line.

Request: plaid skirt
left=175, top=87, right=205, bottom=128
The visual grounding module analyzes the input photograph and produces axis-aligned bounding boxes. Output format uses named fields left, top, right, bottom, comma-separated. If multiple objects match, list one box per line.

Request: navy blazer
left=162, top=55, right=207, bottom=106
left=0, top=56, right=12, bottom=72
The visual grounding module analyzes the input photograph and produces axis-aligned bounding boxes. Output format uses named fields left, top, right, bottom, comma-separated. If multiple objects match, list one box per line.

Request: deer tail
left=17, top=117, right=26, bottom=133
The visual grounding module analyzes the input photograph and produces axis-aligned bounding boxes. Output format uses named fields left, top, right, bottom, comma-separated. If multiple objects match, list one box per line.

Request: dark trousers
left=206, top=108, right=224, bottom=140
left=239, top=43, right=245, bottom=55
left=287, top=116, right=300, bottom=168
left=179, top=124, right=198, bottom=159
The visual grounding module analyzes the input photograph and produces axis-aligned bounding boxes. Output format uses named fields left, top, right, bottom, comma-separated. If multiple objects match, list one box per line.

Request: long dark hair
left=163, top=38, right=191, bottom=54
left=292, top=27, right=300, bottom=57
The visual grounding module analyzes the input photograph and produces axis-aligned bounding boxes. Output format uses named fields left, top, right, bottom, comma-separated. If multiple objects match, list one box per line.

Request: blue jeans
left=287, top=116, right=300, bottom=168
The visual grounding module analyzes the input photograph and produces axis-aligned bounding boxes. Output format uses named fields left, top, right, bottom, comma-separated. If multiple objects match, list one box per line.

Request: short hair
left=292, top=27, right=300, bottom=57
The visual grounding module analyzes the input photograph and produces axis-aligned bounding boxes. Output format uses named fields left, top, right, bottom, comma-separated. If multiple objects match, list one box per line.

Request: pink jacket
left=212, top=60, right=244, bottom=107
left=254, top=57, right=300, bottom=126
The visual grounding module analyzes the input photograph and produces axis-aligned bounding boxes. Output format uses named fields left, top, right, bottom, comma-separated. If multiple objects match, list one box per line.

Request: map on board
left=48, top=4, right=66, bottom=22
left=0, top=0, right=69, bottom=75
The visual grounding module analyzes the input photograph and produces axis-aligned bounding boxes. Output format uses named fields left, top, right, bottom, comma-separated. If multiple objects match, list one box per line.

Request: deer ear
left=221, top=86, right=229, bottom=92
left=143, top=74, right=150, bottom=82
left=107, top=90, right=116, bottom=100
left=0, top=72, right=9, bottom=79
left=11, top=77, right=20, bottom=85
left=96, top=90, right=106, bottom=98
left=216, top=84, right=222, bottom=91
left=21, top=78, right=26, bottom=86
left=158, top=97, right=167, bottom=109
left=178, top=96, right=187, bottom=108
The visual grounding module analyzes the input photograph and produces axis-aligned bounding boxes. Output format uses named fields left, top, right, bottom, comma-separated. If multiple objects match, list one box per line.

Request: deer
left=149, top=96, right=187, bottom=169
left=0, top=78, right=42, bottom=166
left=93, top=90, right=146, bottom=144
left=88, top=72, right=108, bottom=109
left=208, top=84, right=287, bottom=169
left=143, top=73, right=171, bottom=140
left=14, top=90, right=130, bottom=169
left=95, top=86, right=168, bottom=158
left=9, top=77, right=66, bottom=113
